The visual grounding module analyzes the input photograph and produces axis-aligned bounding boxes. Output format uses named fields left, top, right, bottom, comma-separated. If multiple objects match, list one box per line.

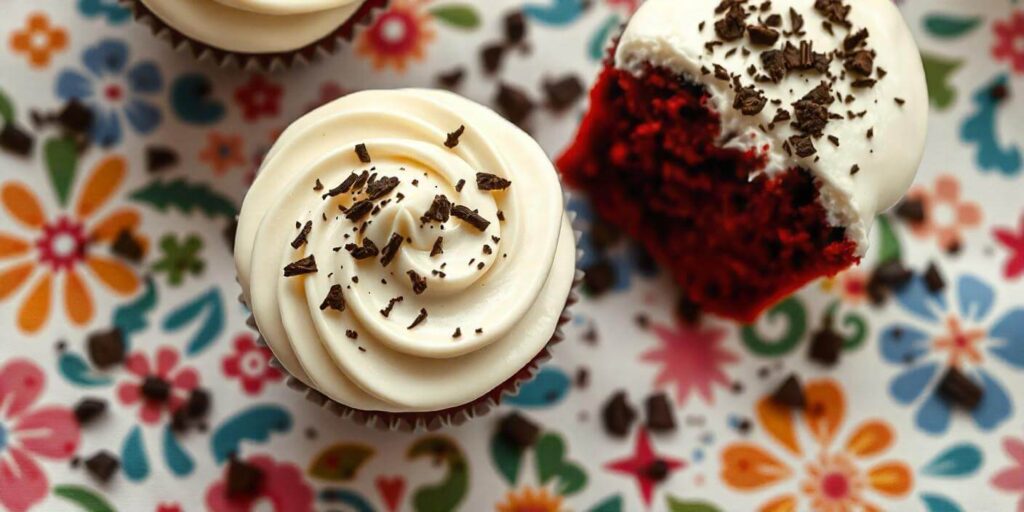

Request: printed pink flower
left=233, top=75, right=283, bottom=121
left=992, top=437, right=1024, bottom=512
left=116, top=346, right=200, bottom=425
left=222, top=334, right=283, bottom=395
left=0, top=360, right=80, bottom=512
left=905, top=174, right=982, bottom=253
left=640, top=322, right=738, bottom=406
left=206, top=454, right=314, bottom=512
left=993, top=11, right=1024, bottom=74
left=994, top=213, right=1024, bottom=280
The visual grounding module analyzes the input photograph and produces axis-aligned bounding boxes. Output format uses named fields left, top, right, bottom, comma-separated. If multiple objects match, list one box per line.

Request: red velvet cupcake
left=559, top=0, right=928, bottom=321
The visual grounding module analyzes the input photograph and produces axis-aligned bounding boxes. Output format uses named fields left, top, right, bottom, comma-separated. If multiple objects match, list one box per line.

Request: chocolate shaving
left=366, top=176, right=400, bottom=200
left=760, top=50, right=786, bottom=82
left=715, top=5, right=747, bottom=41
left=814, top=0, right=851, bottom=27
left=407, top=308, right=428, bottom=329
left=291, top=221, right=312, bottom=249
left=345, top=200, right=374, bottom=221
left=319, top=285, right=346, bottom=311
left=851, top=78, right=877, bottom=88
left=850, top=164, right=861, bottom=175
left=453, top=327, right=462, bottom=338
left=734, top=84, right=768, bottom=115
left=792, top=100, right=829, bottom=136
left=421, top=194, right=452, bottom=223
left=345, top=239, right=379, bottom=259
left=323, top=172, right=360, bottom=198
left=354, top=143, right=371, bottom=163
left=843, top=28, right=869, bottom=51
left=380, top=234, right=405, bottom=267
left=445, top=125, right=465, bottom=148
left=789, top=135, right=816, bottom=157
left=431, top=237, right=444, bottom=257
left=407, top=270, right=428, bottom=294
left=346, top=330, right=358, bottom=339
left=476, top=172, right=512, bottom=191
left=455, top=179, right=466, bottom=192
left=352, top=170, right=370, bottom=191
left=380, top=296, right=403, bottom=317
left=747, top=24, right=779, bottom=46
left=451, top=205, right=491, bottom=231
left=844, top=50, right=874, bottom=76
left=284, top=256, right=317, bottom=276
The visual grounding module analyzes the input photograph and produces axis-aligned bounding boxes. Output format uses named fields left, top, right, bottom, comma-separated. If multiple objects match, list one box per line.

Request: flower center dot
left=105, top=84, right=122, bottom=101
left=822, top=472, right=849, bottom=499
left=241, top=352, right=266, bottom=377
left=31, top=32, right=49, bottom=49
left=382, top=17, right=408, bottom=42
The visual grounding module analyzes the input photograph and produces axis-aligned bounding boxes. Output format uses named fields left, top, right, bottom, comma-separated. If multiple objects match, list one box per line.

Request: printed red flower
left=0, top=360, right=80, bottom=512
left=222, top=334, right=283, bottom=395
left=993, top=11, right=1024, bottom=75
left=234, top=75, right=283, bottom=121
left=357, top=0, right=435, bottom=71
left=206, top=454, right=314, bottom=512
left=199, top=132, right=246, bottom=175
left=116, top=346, right=200, bottom=425
left=994, top=213, right=1024, bottom=280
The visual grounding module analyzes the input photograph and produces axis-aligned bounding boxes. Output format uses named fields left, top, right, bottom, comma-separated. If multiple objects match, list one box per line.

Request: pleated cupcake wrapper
left=121, top=0, right=389, bottom=71
left=238, top=191, right=583, bottom=432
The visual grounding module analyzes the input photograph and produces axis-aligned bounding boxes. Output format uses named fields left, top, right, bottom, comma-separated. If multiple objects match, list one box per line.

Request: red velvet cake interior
left=558, top=64, right=858, bottom=322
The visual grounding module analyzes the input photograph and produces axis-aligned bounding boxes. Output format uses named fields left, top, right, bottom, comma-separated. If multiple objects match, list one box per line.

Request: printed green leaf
left=0, top=88, right=13, bottom=123
left=534, top=433, right=587, bottom=496
left=874, top=214, right=901, bottom=264
left=129, top=179, right=237, bottom=219
left=308, top=443, right=375, bottom=482
left=489, top=431, right=523, bottom=485
left=408, top=436, right=469, bottom=512
left=429, top=4, right=480, bottom=29
left=922, top=52, right=962, bottom=110
left=44, top=136, right=79, bottom=207
left=924, top=14, right=982, bottom=39
left=667, top=497, right=724, bottom=512
left=53, top=485, right=117, bottom=512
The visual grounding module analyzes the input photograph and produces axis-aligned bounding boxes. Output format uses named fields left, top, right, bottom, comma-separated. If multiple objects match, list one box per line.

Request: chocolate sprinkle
left=937, top=368, right=983, bottom=410
left=453, top=327, right=461, bottom=338
left=111, top=229, right=144, bottom=263
left=499, top=412, right=541, bottom=449
left=850, top=164, right=861, bottom=175
left=87, top=328, right=125, bottom=369
left=84, top=451, right=120, bottom=484
left=543, top=75, right=585, bottom=111
left=141, top=376, right=171, bottom=402
left=431, top=236, right=444, bottom=257
left=771, top=374, right=806, bottom=409
left=319, top=285, right=346, bottom=311
left=407, top=270, right=428, bottom=294
left=227, top=458, right=264, bottom=499
left=380, top=234, right=405, bottom=267
left=354, top=143, right=371, bottom=163
left=145, top=146, right=178, bottom=173
left=346, top=330, right=358, bottom=339
left=602, top=391, right=637, bottom=437
left=451, top=205, right=491, bottom=231
left=924, top=262, right=945, bottom=293
left=895, top=198, right=925, bottom=224
left=283, top=255, right=317, bottom=276
left=645, top=393, right=676, bottom=433
left=74, top=398, right=107, bottom=425
left=291, top=221, right=313, bottom=249
left=345, top=239, right=379, bottom=259
left=407, top=308, right=428, bottom=329
left=808, top=326, right=844, bottom=366
left=476, top=172, right=512, bottom=191
left=0, top=124, right=33, bottom=156
left=444, top=125, right=465, bottom=148
left=495, top=84, right=535, bottom=126
left=504, top=11, right=527, bottom=44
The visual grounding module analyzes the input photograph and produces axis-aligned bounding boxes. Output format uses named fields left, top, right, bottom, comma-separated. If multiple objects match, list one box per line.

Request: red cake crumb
left=557, top=64, right=858, bottom=322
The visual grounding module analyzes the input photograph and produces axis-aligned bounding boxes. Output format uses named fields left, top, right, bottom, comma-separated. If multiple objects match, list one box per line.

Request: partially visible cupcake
left=235, top=89, right=579, bottom=430
left=125, top=0, right=388, bottom=69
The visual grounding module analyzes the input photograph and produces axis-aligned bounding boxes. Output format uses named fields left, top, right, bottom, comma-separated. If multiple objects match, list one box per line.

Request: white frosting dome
left=615, top=0, right=928, bottom=254
left=235, top=89, right=576, bottom=413
left=138, top=0, right=366, bottom=53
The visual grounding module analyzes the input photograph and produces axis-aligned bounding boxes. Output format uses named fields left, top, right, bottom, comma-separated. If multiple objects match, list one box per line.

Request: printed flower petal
left=804, top=380, right=845, bottom=448
left=155, top=346, right=179, bottom=377
left=845, top=420, right=894, bottom=458
left=0, top=360, right=45, bottom=419
left=139, top=400, right=162, bottom=424
left=759, top=495, right=797, bottom=512
left=83, top=38, right=128, bottom=77
left=127, top=61, right=162, bottom=93
left=172, top=368, right=199, bottom=391
left=91, top=107, right=121, bottom=147
left=0, top=262, right=35, bottom=301
left=889, top=362, right=940, bottom=405
left=879, top=323, right=931, bottom=365
left=956, top=275, right=995, bottom=322
left=76, top=155, right=126, bottom=219
left=0, top=447, right=48, bottom=512
left=867, top=461, right=913, bottom=496
left=125, top=352, right=150, bottom=378
left=957, top=202, right=982, bottom=226
left=916, top=389, right=953, bottom=434
left=895, top=276, right=948, bottom=322
left=13, top=407, right=80, bottom=459
left=117, top=381, right=140, bottom=405
left=757, top=398, right=801, bottom=455
left=0, top=233, right=31, bottom=259
left=972, top=369, right=1012, bottom=431
left=990, top=309, right=1024, bottom=368
left=86, top=255, right=138, bottom=294
left=17, top=273, right=52, bottom=333
left=124, top=99, right=162, bottom=135
left=89, top=208, right=141, bottom=241
left=721, top=443, right=792, bottom=490
left=1, top=182, right=46, bottom=229
left=63, top=270, right=94, bottom=326
left=934, top=175, right=960, bottom=202
left=991, top=468, right=1024, bottom=492
left=55, top=69, right=94, bottom=100
left=1005, top=438, right=1024, bottom=465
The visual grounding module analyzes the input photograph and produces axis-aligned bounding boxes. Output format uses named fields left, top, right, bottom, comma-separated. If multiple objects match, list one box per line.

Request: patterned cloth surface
left=0, top=0, right=1023, bottom=510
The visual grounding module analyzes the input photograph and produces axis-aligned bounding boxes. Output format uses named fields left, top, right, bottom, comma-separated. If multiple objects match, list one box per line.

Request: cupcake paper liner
left=239, top=195, right=583, bottom=432
left=122, top=0, right=389, bottom=71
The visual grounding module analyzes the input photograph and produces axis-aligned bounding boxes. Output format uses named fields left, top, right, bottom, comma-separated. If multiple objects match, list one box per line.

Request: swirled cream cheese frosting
left=138, top=0, right=368, bottom=53
left=235, top=89, right=576, bottom=414
left=614, top=0, right=928, bottom=253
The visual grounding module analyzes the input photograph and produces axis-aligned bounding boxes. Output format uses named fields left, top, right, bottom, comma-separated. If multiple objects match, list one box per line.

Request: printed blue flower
left=879, top=273, right=1024, bottom=434
left=55, top=39, right=163, bottom=147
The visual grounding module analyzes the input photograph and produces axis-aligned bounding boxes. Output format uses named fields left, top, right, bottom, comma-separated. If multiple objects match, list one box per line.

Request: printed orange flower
left=721, top=379, right=913, bottom=511
left=905, top=174, right=982, bottom=253
left=198, top=132, right=246, bottom=175
left=357, top=0, right=435, bottom=71
left=0, top=155, right=144, bottom=333
left=8, top=12, right=68, bottom=68
left=496, top=486, right=565, bottom=512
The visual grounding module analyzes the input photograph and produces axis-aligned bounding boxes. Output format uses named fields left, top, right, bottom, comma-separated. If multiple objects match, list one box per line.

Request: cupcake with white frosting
left=126, top=0, right=388, bottom=69
left=235, top=89, right=579, bottom=430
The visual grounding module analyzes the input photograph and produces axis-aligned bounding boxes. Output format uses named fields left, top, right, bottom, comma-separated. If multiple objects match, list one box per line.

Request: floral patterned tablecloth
left=1, top=0, right=1023, bottom=511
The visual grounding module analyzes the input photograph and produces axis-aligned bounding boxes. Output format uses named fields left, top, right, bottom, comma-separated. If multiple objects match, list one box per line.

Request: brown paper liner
left=238, top=202, right=582, bottom=432
left=122, top=0, right=389, bottom=71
